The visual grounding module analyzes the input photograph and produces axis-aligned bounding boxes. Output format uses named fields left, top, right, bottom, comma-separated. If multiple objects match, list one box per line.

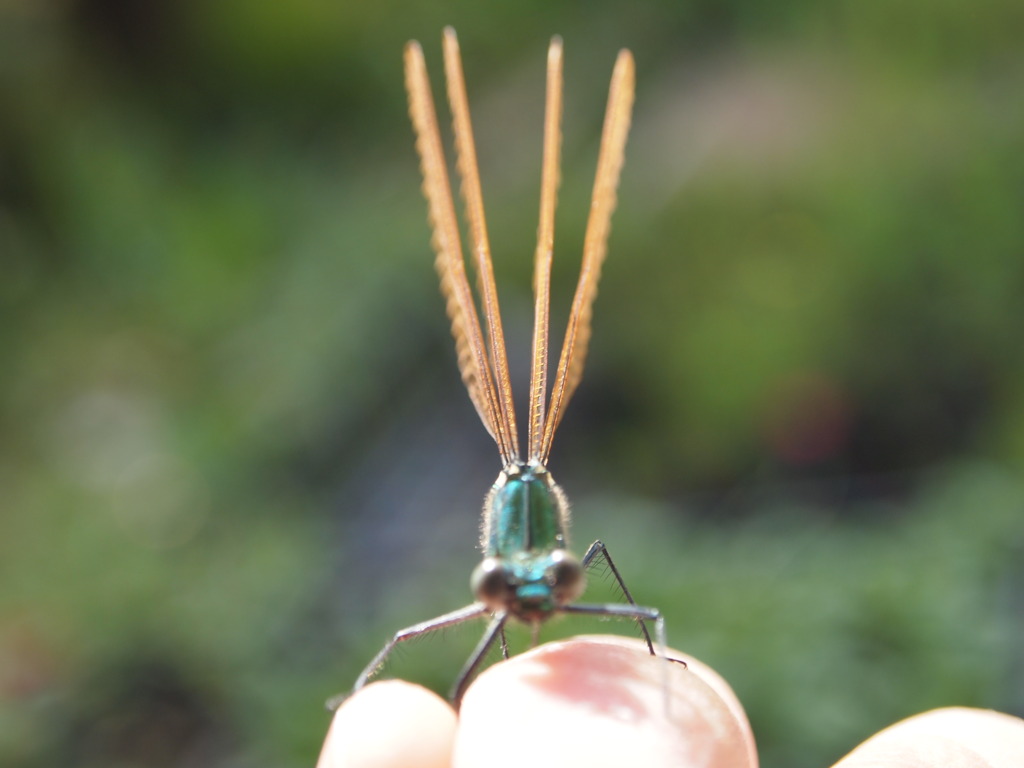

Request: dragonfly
left=330, top=27, right=669, bottom=710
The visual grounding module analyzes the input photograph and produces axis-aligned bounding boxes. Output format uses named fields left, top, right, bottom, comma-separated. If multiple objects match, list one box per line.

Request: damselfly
left=330, top=27, right=669, bottom=709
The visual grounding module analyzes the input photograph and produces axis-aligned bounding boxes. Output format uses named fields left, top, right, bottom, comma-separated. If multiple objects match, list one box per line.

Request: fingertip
left=834, top=706, right=1024, bottom=768
left=317, top=681, right=456, bottom=768
left=667, top=648, right=759, bottom=768
left=455, top=636, right=756, bottom=767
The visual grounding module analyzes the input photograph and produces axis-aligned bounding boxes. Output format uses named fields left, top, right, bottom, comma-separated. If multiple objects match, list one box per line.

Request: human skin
left=316, top=635, right=1024, bottom=768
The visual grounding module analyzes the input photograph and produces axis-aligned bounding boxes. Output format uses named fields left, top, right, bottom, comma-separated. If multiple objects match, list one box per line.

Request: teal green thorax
left=471, top=462, right=586, bottom=622
left=484, top=462, right=567, bottom=556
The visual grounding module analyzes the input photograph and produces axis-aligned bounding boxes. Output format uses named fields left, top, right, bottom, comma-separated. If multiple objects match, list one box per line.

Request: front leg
left=580, top=539, right=656, bottom=655
left=450, top=611, right=508, bottom=709
left=327, top=602, right=488, bottom=710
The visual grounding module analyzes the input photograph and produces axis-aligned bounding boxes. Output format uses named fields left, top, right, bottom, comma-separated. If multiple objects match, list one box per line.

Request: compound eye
left=471, top=557, right=512, bottom=608
left=548, top=550, right=585, bottom=604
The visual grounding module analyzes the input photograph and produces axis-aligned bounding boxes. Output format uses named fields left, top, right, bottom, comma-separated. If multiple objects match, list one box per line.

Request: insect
left=330, top=27, right=667, bottom=710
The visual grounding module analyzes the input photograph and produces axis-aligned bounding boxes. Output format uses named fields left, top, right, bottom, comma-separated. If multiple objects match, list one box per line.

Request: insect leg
left=581, top=539, right=655, bottom=654
left=561, top=601, right=665, bottom=656
left=451, top=611, right=508, bottom=709
left=499, top=622, right=510, bottom=659
left=327, top=602, right=488, bottom=710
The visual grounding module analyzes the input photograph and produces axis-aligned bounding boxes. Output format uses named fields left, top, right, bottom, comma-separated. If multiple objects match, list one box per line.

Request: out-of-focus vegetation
left=1, top=2, right=1022, bottom=767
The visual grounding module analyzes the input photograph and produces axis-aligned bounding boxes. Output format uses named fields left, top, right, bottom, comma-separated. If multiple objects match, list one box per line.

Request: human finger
left=832, top=706, right=1024, bottom=768
left=316, top=680, right=456, bottom=768
left=453, top=635, right=757, bottom=768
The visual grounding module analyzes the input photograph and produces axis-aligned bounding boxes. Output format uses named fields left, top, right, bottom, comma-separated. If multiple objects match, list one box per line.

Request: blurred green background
left=1, top=1, right=1022, bottom=766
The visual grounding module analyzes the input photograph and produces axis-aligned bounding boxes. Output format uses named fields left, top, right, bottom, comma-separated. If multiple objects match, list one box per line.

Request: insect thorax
left=480, top=461, right=570, bottom=557
left=472, top=461, right=583, bottom=620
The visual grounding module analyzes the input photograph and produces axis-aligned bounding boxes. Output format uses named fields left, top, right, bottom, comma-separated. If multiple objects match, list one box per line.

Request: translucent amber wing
left=404, top=41, right=510, bottom=463
left=541, top=50, right=635, bottom=462
left=442, top=28, right=520, bottom=462
left=527, top=37, right=564, bottom=463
